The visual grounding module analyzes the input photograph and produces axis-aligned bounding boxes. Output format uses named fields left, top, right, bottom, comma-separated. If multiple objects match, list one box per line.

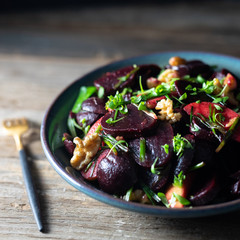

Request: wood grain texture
left=1, top=3, right=240, bottom=239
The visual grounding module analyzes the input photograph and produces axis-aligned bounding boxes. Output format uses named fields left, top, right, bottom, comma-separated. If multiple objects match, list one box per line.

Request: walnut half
left=70, top=133, right=101, bottom=170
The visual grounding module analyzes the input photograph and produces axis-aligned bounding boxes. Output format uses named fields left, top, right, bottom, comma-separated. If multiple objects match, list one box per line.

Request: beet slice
left=140, top=164, right=171, bottom=192
left=174, top=134, right=195, bottom=176
left=81, top=149, right=109, bottom=181
left=94, top=64, right=161, bottom=96
left=189, top=174, right=220, bottom=206
left=76, top=111, right=100, bottom=127
left=186, top=60, right=213, bottom=79
left=174, top=80, right=211, bottom=103
left=101, top=104, right=157, bottom=138
left=168, top=60, right=213, bottom=79
left=128, top=121, right=174, bottom=168
left=97, top=151, right=137, bottom=195
left=63, top=133, right=75, bottom=155
left=94, top=66, right=136, bottom=96
left=189, top=116, right=219, bottom=142
left=81, top=97, right=107, bottom=115
left=133, top=64, right=161, bottom=89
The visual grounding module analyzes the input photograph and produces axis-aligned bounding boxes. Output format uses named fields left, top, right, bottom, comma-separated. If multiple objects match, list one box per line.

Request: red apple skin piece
left=183, top=102, right=240, bottom=142
left=165, top=174, right=193, bottom=208
left=81, top=149, right=110, bottom=181
left=146, top=96, right=166, bottom=109
left=86, top=116, right=104, bottom=136
left=223, top=73, right=237, bottom=90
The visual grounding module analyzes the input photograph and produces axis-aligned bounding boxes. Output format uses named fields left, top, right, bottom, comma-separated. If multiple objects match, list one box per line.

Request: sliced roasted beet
left=217, top=140, right=240, bottom=174
left=101, top=104, right=157, bottom=139
left=81, top=97, right=107, bottom=115
left=190, top=116, right=220, bottom=142
left=170, top=64, right=189, bottom=77
left=128, top=121, right=174, bottom=167
left=76, top=111, right=100, bottom=127
left=174, top=80, right=211, bottom=103
left=133, top=64, right=161, bottom=89
left=81, top=149, right=109, bottom=181
left=140, top=164, right=171, bottom=192
left=189, top=173, right=220, bottom=206
left=94, top=64, right=161, bottom=96
left=230, top=180, right=240, bottom=196
left=186, top=60, right=213, bottom=79
left=97, top=151, right=137, bottom=195
left=193, top=139, right=216, bottom=166
left=169, top=60, right=213, bottom=79
left=174, top=134, right=195, bottom=176
left=63, top=133, right=75, bottom=155
left=94, top=65, right=135, bottom=96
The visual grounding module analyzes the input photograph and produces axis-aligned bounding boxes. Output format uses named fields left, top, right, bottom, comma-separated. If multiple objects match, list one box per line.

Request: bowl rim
left=40, top=51, right=240, bottom=218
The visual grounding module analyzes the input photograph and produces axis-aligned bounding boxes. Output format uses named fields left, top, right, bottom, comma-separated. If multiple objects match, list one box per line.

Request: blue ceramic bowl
left=41, top=51, right=240, bottom=218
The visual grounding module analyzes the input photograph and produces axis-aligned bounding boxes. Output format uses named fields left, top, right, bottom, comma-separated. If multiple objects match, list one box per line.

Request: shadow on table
left=153, top=210, right=240, bottom=239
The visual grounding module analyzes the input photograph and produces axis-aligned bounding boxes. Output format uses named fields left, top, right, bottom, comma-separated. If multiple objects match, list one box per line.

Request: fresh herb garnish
left=172, top=192, right=191, bottom=206
left=72, top=86, right=97, bottom=113
left=157, top=192, right=170, bottom=208
left=151, top=157, right=161, bottom=175
left=139, top=137, right=146, bottom=162
left=106, top=116, right=125, bottom=125
left=173, top=171, right=186, bottom=188
left=189, top=161, right=206, bottom=172
left=67, top=117, right=90, bottom=138
left=216, top=116, right=240, bottom=152
left=162, top=144, right=169, bottom=154
left=173, top=134, right=193, bottom=157
left=141, top=182, right=162, bottom=205
left=114, top=65, right=139, bottom=89
left=105, top=91, right=129, bottom=114
left=97, top=86, right=105, bottom=99
left=101, top=133, right=128, bottom=154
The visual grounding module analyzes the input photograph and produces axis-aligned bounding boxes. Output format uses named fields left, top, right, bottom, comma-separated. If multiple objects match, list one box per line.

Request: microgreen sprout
left=173, top=171, right=186, bottom=188
left=173, top=134, right=193, bottom=157
left=139, top=137, right=146, bottom=162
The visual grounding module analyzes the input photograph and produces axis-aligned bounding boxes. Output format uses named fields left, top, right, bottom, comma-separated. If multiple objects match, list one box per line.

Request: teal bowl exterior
left=41, top=51, right=240, bottom=218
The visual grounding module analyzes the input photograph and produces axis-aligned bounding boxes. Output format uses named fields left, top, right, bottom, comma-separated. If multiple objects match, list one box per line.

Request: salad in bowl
left=61, top=55, right=240, bottom=209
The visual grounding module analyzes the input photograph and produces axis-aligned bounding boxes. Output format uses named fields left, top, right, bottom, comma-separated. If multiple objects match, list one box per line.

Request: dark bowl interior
left=41, top=51, right=240, bottom=218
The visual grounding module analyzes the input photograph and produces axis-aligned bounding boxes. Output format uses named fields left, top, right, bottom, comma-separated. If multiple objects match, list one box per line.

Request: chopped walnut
left=158, top=69, right=180, bottom=83
left=70, top=133, right=101, bottom=170
left=169, top=56, right=187, bottom=66
left=156, top=98, right=182, bottom=124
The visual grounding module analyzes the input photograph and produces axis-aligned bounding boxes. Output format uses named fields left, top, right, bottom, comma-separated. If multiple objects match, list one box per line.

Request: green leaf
left=105, top=91, right=129, bottom=113
left=105, top=116, right=125, bottom=125
left=139, top=138, right=146, bottom=162
left=173, top=133, right=193, bottom=157
left=162, top=144, right=169, bottom=154
left=179, top=92, right=187, bottom=101
left=151, top=157, right=161, bottom=175
left=72, top=86, right=97, bottom=113
left=173, top=171, right=186, bottom=188
left=173, top=192, right=191, bottom=206
left=157, top=192, right=170, bottom=208
left=98, top=86, right=105, bottom=98
left=115, top=65, right=139, bottom=89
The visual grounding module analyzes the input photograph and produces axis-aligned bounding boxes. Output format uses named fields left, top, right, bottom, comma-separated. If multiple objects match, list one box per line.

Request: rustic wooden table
left=1, top=2, right=240, bottom=239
